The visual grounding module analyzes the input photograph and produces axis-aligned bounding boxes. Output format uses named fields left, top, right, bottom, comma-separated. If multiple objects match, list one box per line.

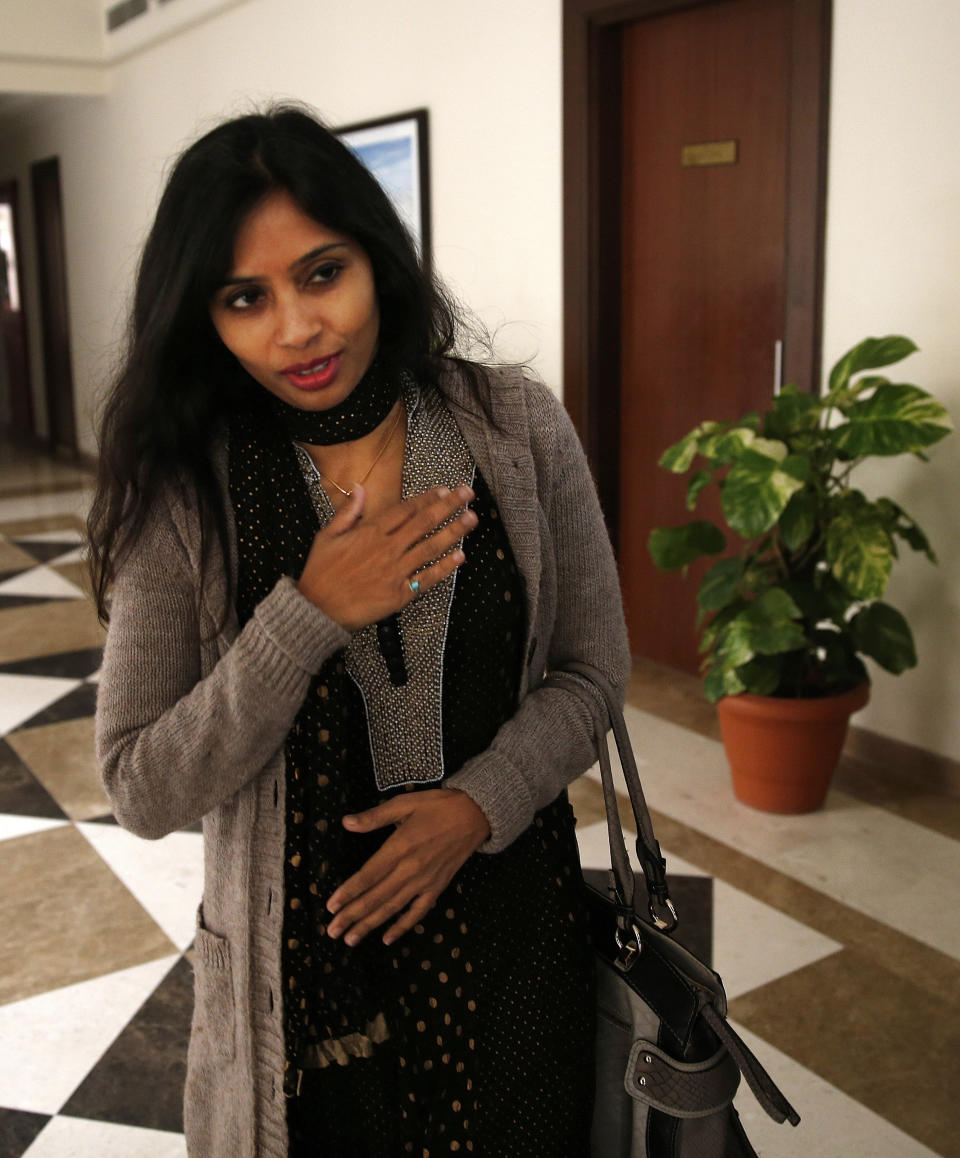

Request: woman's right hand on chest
left=296, top=483, right=477, bottom=632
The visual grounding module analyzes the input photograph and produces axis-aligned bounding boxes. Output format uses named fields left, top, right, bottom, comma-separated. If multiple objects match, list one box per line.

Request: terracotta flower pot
left=716, top=684, right=870, bottom=813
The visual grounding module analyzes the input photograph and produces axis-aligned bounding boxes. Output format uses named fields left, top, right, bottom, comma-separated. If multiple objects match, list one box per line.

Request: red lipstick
left=281, top=352, right=341, bottom=391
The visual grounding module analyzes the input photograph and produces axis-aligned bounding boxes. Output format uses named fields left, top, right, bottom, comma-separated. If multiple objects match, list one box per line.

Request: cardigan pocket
left=191, top=903, right=236, bottom=1061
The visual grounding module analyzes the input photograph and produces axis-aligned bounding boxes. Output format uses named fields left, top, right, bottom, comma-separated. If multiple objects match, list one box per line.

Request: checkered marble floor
left=0, top=444, right=957, bottom=1157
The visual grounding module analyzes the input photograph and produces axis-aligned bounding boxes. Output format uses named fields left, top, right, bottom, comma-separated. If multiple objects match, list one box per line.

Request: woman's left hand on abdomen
left=323, top=789, right=490, bottom=946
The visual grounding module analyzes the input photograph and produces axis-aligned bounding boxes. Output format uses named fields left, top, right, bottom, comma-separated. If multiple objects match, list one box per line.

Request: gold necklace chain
left=311, top=401, right=405, bottom=498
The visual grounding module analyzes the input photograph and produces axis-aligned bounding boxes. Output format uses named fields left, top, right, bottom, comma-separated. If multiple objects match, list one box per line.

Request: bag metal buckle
left=615, top=920, right=643, bottom=972
left=648, top=894, right=679, bottom=933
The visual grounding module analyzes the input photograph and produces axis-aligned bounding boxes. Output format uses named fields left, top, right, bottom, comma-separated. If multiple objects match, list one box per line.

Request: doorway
left=0, top=180, right=35, bottom=439
left=30, top=156, right=78, bottom=456
left=563, top=0, right=831, bottom=673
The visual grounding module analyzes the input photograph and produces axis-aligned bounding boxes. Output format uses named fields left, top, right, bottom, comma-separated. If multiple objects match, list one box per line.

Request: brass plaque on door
left=681, top=140, right=738, bottom=167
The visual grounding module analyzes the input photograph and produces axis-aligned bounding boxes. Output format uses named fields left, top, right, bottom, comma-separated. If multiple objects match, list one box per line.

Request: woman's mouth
left=281, top=353, right=341, bottom=391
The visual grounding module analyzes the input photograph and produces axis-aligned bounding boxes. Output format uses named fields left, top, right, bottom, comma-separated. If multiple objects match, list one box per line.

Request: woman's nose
left=275, top=296, right=321, bottom=348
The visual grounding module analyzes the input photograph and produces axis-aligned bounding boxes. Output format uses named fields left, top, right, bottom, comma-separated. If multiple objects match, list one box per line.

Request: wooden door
left=31, top=157, right=77, bottom=454
left=618, top=0, right=792, bottom=672
left=0, top=181, right=34, bottom=437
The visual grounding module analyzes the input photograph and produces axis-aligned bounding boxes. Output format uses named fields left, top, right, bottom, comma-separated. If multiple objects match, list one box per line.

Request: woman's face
left=209, top=189, right=380, bottom=411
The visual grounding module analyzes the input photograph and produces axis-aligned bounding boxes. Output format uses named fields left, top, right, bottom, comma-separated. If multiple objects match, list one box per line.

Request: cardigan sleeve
left=443, top=380, right=631, bottom=851
left=95, top=494, right=351, bottom=840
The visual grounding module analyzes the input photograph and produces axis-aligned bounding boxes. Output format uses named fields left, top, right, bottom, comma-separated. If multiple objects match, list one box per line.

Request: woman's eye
left=308, top=262, right=343, bottom=286
left=224, top=287, right=262, bottom=310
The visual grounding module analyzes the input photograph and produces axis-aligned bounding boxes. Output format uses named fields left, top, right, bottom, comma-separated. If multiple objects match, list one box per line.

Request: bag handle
left=547, top=664, right=801, bottom=1129
left=544, top=662, right=677, bottom=933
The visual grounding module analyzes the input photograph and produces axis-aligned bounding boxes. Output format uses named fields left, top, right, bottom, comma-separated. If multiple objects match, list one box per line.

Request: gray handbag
left=547, top=663, right=800, bottom=1157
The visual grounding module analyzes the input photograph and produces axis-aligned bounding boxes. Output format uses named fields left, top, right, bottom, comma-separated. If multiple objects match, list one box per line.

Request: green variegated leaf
left=715, top=620, right=755, bottom=669
left=659, top=421, right=725, bottom=472
left=704, top=663, right=745, bottom=703
left=764, top=386, right=823, bottom=439
left=699, top=600, right=745, bottom=651
left=749, top=437, right=789, bottom=462
left=686, top=469, right=713, bottom=511
left=826, top=516, right=893, bottom=599
left=714, top=589, right=807, bottom=670
left=710, top=426, right=757, bottom=462
left=659, top=431, right=699, bottom=473
left=735, top=656, right=783, bottom=696
left=648, top=522, right=726, bottom=571
left=828, top=384, right=953, bottom=456
left=752, top=586, right=804, bottom=620
left=849, top=602, right=917, bottom=673
left=835, top=374, right=889, bottom=406
left=721, top=450, right=808, bottom=538
left=779, top=489, right=818, bottom=551
left=828, top=336, right=918, bottom=394
left=874, top=497, right=937, bottom=563
left=698, top=558, right=745, bottom=613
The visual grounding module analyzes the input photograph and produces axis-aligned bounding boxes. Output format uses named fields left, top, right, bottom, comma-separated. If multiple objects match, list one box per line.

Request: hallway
left=0, top=441, right=956, bottom=1157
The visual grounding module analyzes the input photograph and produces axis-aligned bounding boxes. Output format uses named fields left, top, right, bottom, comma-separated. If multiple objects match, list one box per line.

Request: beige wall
left=0, top=0, right=956, bottom=758
left=821, top=0, right=960, bottom=760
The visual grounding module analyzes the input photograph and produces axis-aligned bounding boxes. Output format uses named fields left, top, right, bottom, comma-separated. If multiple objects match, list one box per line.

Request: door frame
left=562, top=0, right=832, bottom=546
left=0, top=179, right=36, bottom=437
left=31, top=155, right=78, bottom=456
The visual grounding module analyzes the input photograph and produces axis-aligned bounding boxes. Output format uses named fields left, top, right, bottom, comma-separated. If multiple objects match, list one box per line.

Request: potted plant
left=648, top=336, right=953, bottom=812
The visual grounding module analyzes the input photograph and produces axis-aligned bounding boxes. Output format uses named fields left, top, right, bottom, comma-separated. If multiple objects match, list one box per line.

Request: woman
left=90, top=105, right=630, bottom=1158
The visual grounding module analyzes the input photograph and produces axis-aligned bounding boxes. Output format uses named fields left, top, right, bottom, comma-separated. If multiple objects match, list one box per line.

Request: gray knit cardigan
left=95, top=365, right=631, bottom=1157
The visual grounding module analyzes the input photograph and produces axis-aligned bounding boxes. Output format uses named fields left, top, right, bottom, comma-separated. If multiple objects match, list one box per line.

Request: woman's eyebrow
left=218, top=242, right=350, bottom=289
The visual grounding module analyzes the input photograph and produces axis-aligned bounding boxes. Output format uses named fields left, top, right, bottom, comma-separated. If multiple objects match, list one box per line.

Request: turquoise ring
left=408, top=578, right=421, bottom=595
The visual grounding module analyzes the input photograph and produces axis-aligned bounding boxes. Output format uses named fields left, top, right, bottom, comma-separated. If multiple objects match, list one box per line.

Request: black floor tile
left=10, top=540, right=80, bottom=565
left=0, top=1106, right=51, bottom=1156
left=0, top=593, right=76, bottom=611
left=0, top=647, right=103, bottom=680
left=16, top=684, right=98, bottom=731
left=60, top=956, right=192, bottom=1134
left=0, top=740, right=67, bottom=819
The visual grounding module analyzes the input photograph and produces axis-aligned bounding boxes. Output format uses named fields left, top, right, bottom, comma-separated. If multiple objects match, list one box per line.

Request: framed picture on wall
left=336, top=108, right=431, bottom=269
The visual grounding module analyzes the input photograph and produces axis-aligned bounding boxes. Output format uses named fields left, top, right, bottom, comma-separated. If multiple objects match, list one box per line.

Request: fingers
left=404, top=507, right=477, bottom=574
left=402, top=549, right=466, bottom=604
left=331, top=873, right=425, bottom=947
left=341, top=798, right=407, bottom=835
left=382, top=893, right=438, bottom=946
left=381, top=484, right=475, bottom=540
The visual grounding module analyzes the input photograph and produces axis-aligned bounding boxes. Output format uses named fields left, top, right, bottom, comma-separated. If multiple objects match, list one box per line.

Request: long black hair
left=88, top=103, right=485, bottom=623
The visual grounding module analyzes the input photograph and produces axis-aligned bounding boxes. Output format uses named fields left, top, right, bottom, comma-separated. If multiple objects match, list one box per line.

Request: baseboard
left=845, top=723, right=960, bottom=796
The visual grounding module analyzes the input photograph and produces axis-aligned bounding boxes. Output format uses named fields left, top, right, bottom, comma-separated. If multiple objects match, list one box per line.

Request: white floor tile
left=0, top=675, right=80, bottom=735
left=23, top=1116, right=187, bottom=1158
left=0, top=565, right=85, bottom=600
left=712, top=880, right=840, bottom=999
left=76, top=823, right=203, bottom=951
left=48, top=546, right=87, bottom=565
left=0, top=814, right=69, bottom=843
left=587, top=706, right=960, bottom=961
left=12, top=530, right=85, bottom=545
left=0, top=491, right=90, bottom=523
left=731, top=1020, right=942, bottom=1157
left=0, top=955, right=180, bottom=1115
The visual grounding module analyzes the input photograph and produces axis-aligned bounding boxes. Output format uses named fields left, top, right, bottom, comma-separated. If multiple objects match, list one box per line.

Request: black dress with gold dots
left=282, top=472, right=595, bottom=1158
